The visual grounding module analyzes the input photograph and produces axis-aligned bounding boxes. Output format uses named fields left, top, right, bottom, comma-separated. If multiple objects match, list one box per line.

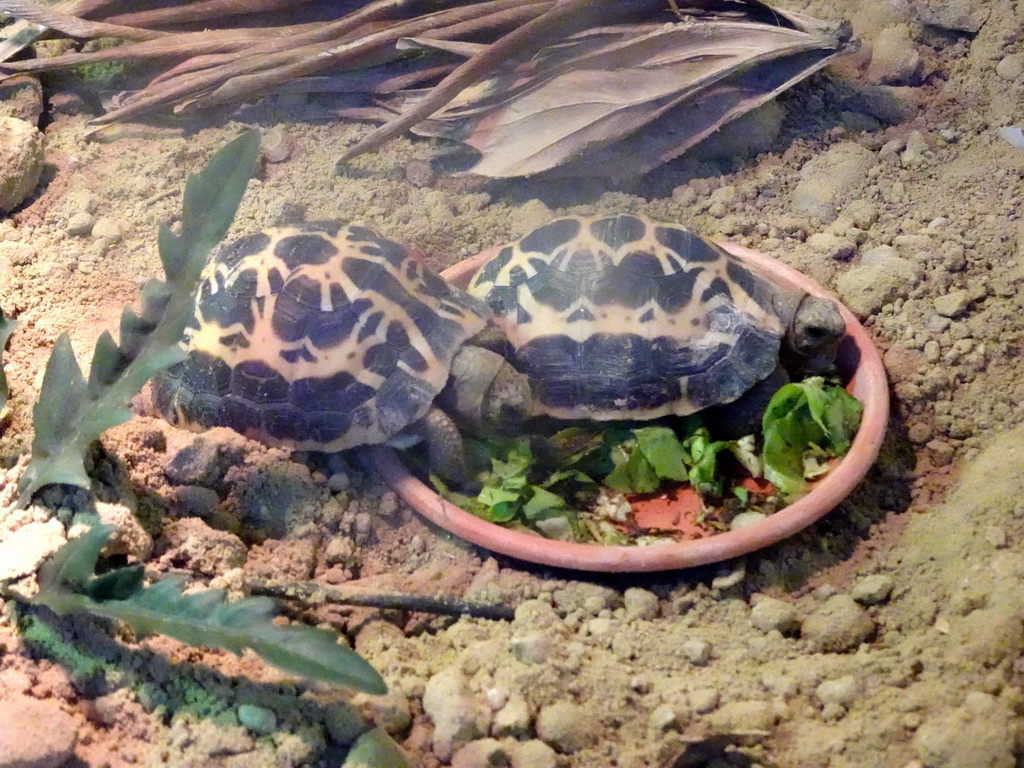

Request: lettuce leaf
left=761, top=376, right=863, bottom=500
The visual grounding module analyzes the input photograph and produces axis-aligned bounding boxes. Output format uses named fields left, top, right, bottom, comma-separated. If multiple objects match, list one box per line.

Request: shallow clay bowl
left=372, top=241, right=889, bottom=573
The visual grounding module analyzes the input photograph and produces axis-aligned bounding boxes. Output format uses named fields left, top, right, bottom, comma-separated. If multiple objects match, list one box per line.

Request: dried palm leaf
left=0, top=0, right=856, bottom=178
left=393, top=11, right=853, bottom=176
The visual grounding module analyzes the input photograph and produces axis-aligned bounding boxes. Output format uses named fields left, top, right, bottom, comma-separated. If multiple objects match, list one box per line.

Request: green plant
left=16, top=129, right=259, bottom=507
left=4, top=131, right=410, bottom=766
left=33, top=525, right=387, bottom=693
left=0, top=307, right=17, bottom=416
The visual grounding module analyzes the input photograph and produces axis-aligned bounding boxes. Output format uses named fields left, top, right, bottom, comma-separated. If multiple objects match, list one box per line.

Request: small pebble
left=0, top=117, right=44, bottom=213
left=866, top=24, right=920, bottom=85
left=91, top=216, right=123, bottom=240
left=237, top=704, right=277, bottom=735
left=262, top=126, right=292, bottom=163
left=327, top=471, right=350, bottom=492
left=510, top=740, right=557, bottom=768
left=405, top=160, right=436, bottom=187
left=510, top=631, right=553, bottom=664
left=816, top=675, right=860, bottom=708
left=493, top=696, right=531, bottom=738
left=927, top=439, right=955, bottom=467
left=709, top=700, right=777, bottom=734
left=760, top=672, right=799, bottom=699
left=933, top=290, right=970, bottom=318
left=681, top=638, right=711, bottom=665
left=352, top=691, right=412, bottom=736
left=66, top=211, right=96, bottom=237
left=690, top=688, right=720, bottom=714
left=423, top=667, right=491, bottom=761
left=648, top=704, right=682, bottom=733
left=900, top=130, right=929, bottom=168
left=623, top=587, right=660, bottom=621
left=536, top=701, right=592, bottom=754
left=851, top=574, right=895, bottom=605
left=324, top=535, right=358, bottom=567
left=750, top=596, right=800, bottom=635
left=0, top=694, right=78, bottom=768
left=801, top=594, right=875, bottom=652
left=996, top=53, right=1024, bottom=80
left=806, top=232, right=856, bottom=260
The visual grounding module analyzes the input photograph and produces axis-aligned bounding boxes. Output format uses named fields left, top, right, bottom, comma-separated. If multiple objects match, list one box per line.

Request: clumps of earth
left=5, top=0, right=1024, bottom=766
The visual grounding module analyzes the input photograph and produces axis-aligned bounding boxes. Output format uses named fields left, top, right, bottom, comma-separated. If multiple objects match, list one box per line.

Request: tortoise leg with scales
left=152, top=222, right=530, bottom=484
left=466, top=212, right=847, bottom=437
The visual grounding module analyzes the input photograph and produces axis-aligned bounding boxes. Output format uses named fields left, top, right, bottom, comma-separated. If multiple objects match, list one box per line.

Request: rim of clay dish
left=371, top=240, right=889, bottom=573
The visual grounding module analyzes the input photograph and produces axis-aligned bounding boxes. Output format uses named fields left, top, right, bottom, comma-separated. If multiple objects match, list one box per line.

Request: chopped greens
left=761, top=376, right=863, bottom=501
left=430, top=377, right=862, bottom=543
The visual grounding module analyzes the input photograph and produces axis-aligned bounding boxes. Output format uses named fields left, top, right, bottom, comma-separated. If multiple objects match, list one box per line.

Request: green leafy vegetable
left=342, top=726, right=413, bottom=768
left=634, top=426, right=690, bottom=482
left=16, top=130, right=261, bottom=507
left=0, top=307, right=18, bottom=416
left=604, top=434, right=661, bottom=494
left=432, top=378, right=862, bottom=542
left=33, top=525, right=387, bottom=693
left=761, top=376, right=863, bottom=500
left=682, top=431, right=732, bottom=497
left=473, top=438, right=576, bottom=526
left=604, top=422, right=735, bottom=497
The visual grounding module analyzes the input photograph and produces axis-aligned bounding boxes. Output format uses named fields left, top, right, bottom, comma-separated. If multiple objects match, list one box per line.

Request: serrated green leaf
left=0, top=307, right=20, bottom=415
left=180, top=131, right=262, bottom=281
left=34, top=526, right=386, bottom=693
left=84, top=565, right=145, bottom=602
left=342, top=726, right=412, bottom=768
left=17, top=130, right=260, bottom=506
left=35, top=523, right=112, bottom=602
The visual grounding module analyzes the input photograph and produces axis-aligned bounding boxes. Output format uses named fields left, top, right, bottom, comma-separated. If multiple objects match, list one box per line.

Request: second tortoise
left=466, top=212, right=846, bottom=432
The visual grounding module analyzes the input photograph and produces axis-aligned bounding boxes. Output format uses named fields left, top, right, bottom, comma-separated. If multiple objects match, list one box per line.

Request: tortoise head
left=479, top=360, right=532, bottom=428
left=778, top=293, right=846, bottom=372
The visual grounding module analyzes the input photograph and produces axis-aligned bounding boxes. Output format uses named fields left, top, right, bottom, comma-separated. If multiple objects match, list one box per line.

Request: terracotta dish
left=372, top=241, right=889, bottom=572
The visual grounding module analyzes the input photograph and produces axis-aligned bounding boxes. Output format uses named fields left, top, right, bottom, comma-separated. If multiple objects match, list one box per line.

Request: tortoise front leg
left=409, top=405, right=470, bottom=486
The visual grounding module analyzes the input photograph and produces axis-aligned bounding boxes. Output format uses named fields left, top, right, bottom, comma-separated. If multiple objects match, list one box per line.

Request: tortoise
left=152, top=222, right=530, bottom=482
left=466, top=212, right=846, bottom=434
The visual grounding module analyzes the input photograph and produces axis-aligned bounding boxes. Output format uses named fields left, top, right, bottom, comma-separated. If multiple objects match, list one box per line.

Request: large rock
left=0, top=693, right=78, bottom=768
left=790, top=143, right=876, bottom=223
left=835, top=248, right=918, bottom=318
left=800, top=594, right=875, bottom=652
left=0, top=117, right=44, bottom=213
left=914, top=692, right=1015, bottom=768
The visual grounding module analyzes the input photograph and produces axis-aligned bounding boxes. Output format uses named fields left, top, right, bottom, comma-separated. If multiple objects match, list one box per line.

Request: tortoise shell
left=467, top=212, right=785, bottom=420
left=153, top=222, right=489, bottom=450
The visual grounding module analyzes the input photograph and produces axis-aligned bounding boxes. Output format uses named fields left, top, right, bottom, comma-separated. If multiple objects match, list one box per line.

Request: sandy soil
left=4, top=1, right=1024, bottom=766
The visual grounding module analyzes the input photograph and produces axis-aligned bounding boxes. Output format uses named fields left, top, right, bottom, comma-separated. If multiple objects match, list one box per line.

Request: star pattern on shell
left=468, top=213, right=785, bottom=420
left=154, top=222, right=489, bottom=450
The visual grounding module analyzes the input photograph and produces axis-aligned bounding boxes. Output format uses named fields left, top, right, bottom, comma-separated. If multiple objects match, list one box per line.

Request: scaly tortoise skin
left=467, top=212, right=845, bottom=422
left=153, top=222, right=504, bottom=460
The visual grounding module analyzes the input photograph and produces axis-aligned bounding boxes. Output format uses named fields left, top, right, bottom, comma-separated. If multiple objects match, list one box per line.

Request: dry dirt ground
left=3, top=1, right=1024, bottom=767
